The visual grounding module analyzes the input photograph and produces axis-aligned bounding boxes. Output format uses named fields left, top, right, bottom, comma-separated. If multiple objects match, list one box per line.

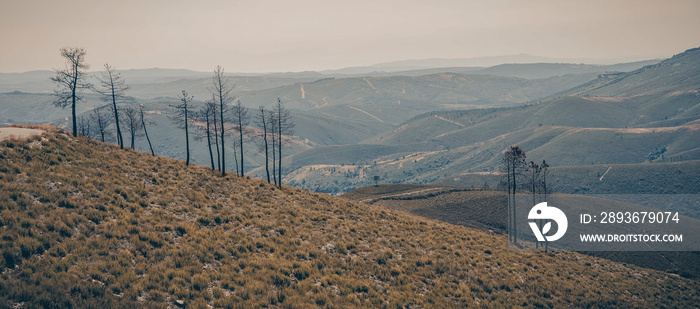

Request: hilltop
left=1, top=130, right=698, bottom=307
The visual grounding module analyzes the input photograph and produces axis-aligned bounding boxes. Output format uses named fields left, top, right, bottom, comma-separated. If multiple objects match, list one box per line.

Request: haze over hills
left=0, top=48, right=691, bottom=189
left=280, top=47, right=700, bottom=194
left=1, top=129, right=698, bottom=307
left=320, top=54, right=660, bottom=76
left=1, top=56, right=659, bottom=176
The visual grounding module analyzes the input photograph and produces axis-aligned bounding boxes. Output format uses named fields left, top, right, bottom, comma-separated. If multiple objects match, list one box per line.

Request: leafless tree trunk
left=90, top=105, right=113, bottom=143
left=528, top=161, right=540, bottom=248
left=504, top=146, right=526, bottom=245
left=232, top=137, right=239, bottom=176
left=77, top=115, right=92, bottom=137
left=212, top=103, right=221, bottom=171
left=256, top=106, right=271, bottom=183
left=541, top=160, right=550, bottom=251
left=502, top=155, right=512, bottom=243
left=273, top=98, right=294, bottom=189
left=210, top=66, right=234, bottom=177
left=195, top=102, right=217, bottom=171
left=51, top=47, right=91, bottom=137
left=269, top=109, right=278, bottom=186
left=232, top=100, right=249, bottom=176
left=139, top=104, right=155, bottom=156
left=94, top=64, right=131, bottom=149
left=121, top=106, right=142, bottom=150
left=170, top=90, right=194, bottom=166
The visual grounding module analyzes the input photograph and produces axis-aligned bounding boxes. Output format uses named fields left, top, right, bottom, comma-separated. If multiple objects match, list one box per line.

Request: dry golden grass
left=0, top=130, right=698, bottom=308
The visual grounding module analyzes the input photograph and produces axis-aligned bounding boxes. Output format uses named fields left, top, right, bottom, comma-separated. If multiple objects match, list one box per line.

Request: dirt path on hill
left=359, top=187, right=446, bottom=203
left=347, top=106, right=384, bottom=123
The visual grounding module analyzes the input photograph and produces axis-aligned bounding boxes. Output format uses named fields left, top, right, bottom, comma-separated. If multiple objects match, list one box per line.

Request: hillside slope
left=343, top=184, right=700, bottom=279
left=281, top=47, right=700, bottom=192
left=567, top=47, right=700, bottom=97
left=1, top=130, right=698, bottom=307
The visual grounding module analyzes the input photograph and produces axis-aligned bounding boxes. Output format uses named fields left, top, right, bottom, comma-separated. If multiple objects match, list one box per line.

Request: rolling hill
left=0, top=92, right=106, bottom=125
left=4, top=60, right=629, bottom=175
left=1, top=129, right=699, bottom=307
left=282, top=47, right=700, bottom=193
left=563, top=47, right=700, bottom=97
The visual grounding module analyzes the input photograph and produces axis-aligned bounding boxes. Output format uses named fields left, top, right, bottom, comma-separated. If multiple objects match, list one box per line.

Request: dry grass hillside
left=1, top=130, right=698, bottom=308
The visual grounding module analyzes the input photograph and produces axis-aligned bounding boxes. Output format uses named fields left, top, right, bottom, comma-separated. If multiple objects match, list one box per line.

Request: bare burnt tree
left=139, top=104, right=155, bottom=156
left=121, top=105, right=143, bottom=150
left=503, top=145, right=526, bottom=245
left=540, top=160, right=550, bottom=201
left=502, top=152, right=513, bottom=244
left=528, top=161, right=541, bottom=205
left=77, top=114, right=93, bottom=137
left=51, top=47, right=91, bottom=137
left=170, top=90, right=194, bottom=166
left=210, top=98, right=222, bottom=171
left=268, top=109, right=278, bottom=186
left=210, top=66, right=235, bottom=176
left=273, top=98, right=294, bottom=188
left=232, top=134, right=239, bottom=176
left=94, top=64, right=131, bottom=149
left=528, top=161, right=541, bottom=249
left=540, top=160, right=550, bottom=251
left=90, top=105, right=113, bottom=143
left=193, top=101, right=217, bottom=171
left=255, top=106, right=271, bottom=183
left=232, top=100, right=250, bottom=176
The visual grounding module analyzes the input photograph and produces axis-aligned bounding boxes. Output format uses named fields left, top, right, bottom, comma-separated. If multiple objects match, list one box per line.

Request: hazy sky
left=1, top=0, right=699, bottom=73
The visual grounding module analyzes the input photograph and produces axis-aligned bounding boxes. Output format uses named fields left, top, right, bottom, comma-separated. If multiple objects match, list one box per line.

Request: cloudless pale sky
left=1, top=0, right=699, bottom=73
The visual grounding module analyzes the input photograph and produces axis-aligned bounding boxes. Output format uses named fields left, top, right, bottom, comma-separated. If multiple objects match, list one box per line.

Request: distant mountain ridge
left=0, top=49, right=680, bottom=182
left=321, top=54, right=660, bottom=75
left=278, top=46, right=700, bottom=193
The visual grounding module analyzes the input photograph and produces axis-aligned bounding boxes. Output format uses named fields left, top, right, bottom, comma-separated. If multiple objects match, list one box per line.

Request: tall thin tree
left=121, top=106, right=142, bottom=149
left=211, top=99, right=222, bottom=171
left=269, top=109, right=278, bottom=186
left=528, top=160, right=541, bottom=249
left=195, top=102, right=217, bottom=171
left=77, top=115, right=92, bottom=137
left=90, top=105, right=113, bottom=143
left=232, top=100, right=250, bottom=176
left=170, top=90, right=194, bottom=166
left=273, top=98, right=294, bottom=188
left=94, top=64, right=131, bottom=149
left=540, top=160, right=550, bottom=251
left=51, top=47, right=91, bottom=137
left=210, top=66, right=234, bottom=176
left=232, top=135, right=239, bottom=176
left=139, top=104, right=155, bottom=156
left=256, top=106, right=271, bottom=183
left=504, top=146, right=526, bottom=245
